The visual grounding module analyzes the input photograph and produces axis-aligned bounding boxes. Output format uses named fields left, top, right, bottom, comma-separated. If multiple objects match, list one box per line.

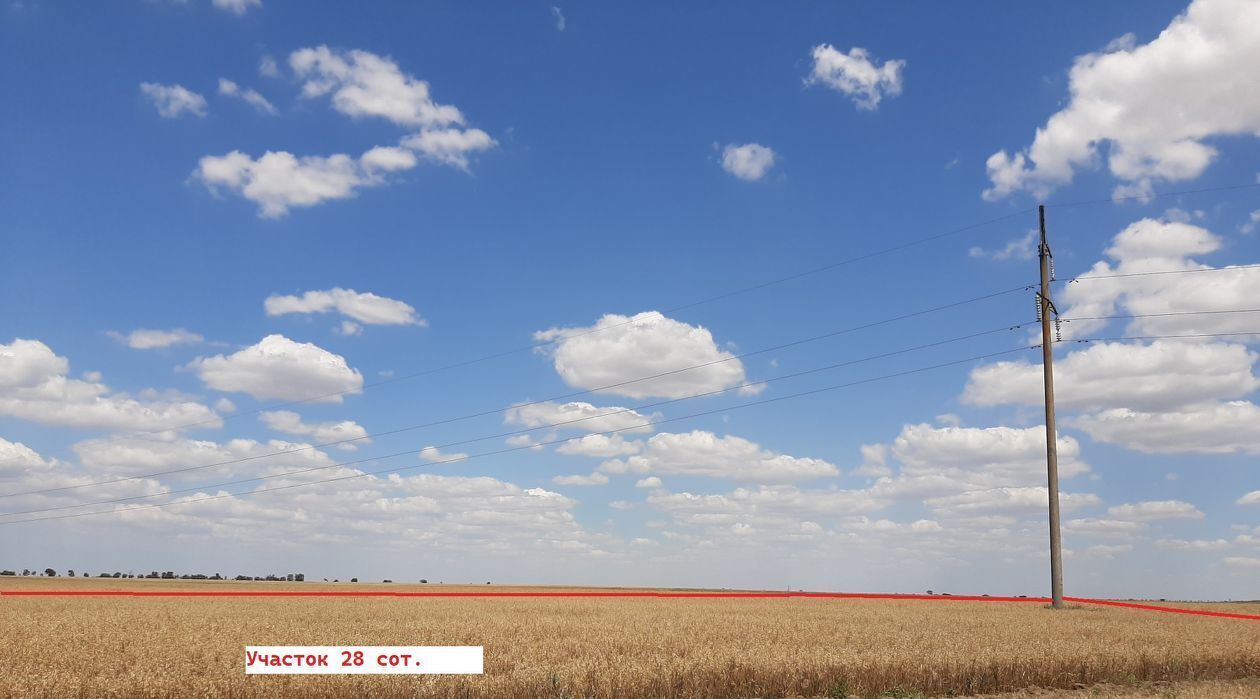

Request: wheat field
left=1, top=578, right=1257, bottom=699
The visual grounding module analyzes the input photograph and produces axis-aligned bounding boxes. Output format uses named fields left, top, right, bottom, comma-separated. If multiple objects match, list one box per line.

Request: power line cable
left=0, top=285, right=1032, bottom=499
left=1058, top=262, right=1260, bottom=285
left=17, top=317, right=1260, bottom=518
left=0, top=344, right=1038, bottom=526
left=10, top=304, right=1256, bottom=502
left=1065, top=330, right=1260, bottom=344
left=9, top=179, right=1255, bottom=469
left=1, top=208, right=1036, bottom=453
left=1060, top=308, right=1260, bottom=323
left=0, top=324, right=1034, bottom=516
left=10, top=325, right=1259, bottom=524
left=17, top=312, right=1260, bottom=519
left=1045, top=182, right=1260, bottom=209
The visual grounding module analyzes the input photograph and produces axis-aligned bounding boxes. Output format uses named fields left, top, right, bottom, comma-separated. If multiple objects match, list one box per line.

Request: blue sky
left=2, top=0, right=1259, bottom=598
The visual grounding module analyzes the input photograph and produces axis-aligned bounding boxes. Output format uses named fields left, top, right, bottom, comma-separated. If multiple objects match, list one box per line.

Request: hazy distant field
left=2, top=578, right=1257, bottom=698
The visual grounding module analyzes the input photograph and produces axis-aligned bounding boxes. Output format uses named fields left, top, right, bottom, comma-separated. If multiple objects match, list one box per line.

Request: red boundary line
left=1063, top=596, right=1260, bottom=621
left=2, top=589, right=1256, bottom=620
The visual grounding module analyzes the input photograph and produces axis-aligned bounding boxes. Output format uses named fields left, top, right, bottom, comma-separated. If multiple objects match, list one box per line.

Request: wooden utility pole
left=1038, top=204, right=1065, bottom=609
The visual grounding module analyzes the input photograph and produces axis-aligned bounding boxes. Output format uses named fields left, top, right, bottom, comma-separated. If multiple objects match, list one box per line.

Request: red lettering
left=377, top=653, right=410, bottom=667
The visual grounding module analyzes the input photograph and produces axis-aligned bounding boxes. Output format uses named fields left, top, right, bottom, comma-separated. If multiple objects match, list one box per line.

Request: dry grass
left=978, top=678, right=1260, bottom=698
left=1, top=577, right=1257, bottom=699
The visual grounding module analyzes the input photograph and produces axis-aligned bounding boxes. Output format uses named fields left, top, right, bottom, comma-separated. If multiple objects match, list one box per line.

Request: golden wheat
left=1, top=577, right=1257, bottom=698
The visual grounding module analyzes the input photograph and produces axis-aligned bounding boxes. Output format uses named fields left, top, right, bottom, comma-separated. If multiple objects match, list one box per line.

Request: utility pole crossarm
left=1039, top=204, right=1065, bottom=610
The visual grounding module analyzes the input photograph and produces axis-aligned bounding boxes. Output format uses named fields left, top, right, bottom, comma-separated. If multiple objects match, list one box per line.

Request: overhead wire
left=0, top=206, right=1038, bottom=457
left=9, top=317, right=1260, bottom=522
left=5, top=180, right=1256, bottom=501
left=12, top=262, right=1256, bottom=486
left=1059, top=308, right=1260, bottom=324
left=7, top=179, right=1255, bottom=464
left=1057, top=262, right=1260, bottom=285
left=0, top=343, right=1043, bottom=526
left=0, top=322, right=1037, bottom=518
left=0, top=284, right=1033, bottom=499
left=1063, top=330, right=1260, bottom=344
left=9, top=301, right=1260, bottom=505
left=1044, top=181, right=1260, bottom=209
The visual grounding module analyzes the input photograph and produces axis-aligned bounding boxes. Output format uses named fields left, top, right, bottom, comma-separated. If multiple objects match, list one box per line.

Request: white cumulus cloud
left=218, top=78, right=277, bottom=115
left=400, top=127, right=496, bottom=171
left=259, top=410, right=369, bottom=451
left=202, top=47, right=492, bottom=218
left=721, top=143, right=776, bottom=181
left=1, top=338, right=68, bottom=388
left=0, top=437, right=58, bottom=480
left=598, top=430, right=838, bottom=483
left=139, top=82, right=207, bottom=118
left=108, top=328, right=204, bottom=350
left=187, top=335, right=363, bottom=403
left=290, top=45, right=464, bottom=128
left=1054, top=218, right=1260, bottom=341
left=0, top=338, right=220, bottom=431
left=968, top=231, right=1037, bottom=262
left=886, top=423, right=1090, bottom=487
left=72, top=433, right=334, bottom=481
left=264, top=288, right=424, bottom=328
left=553, top=472, right=609, bottom=486
left=806, top=44, right=905, bottom=110
left=195, top=147, right=419, bottom=218
left=1157, top=538, right=1230, bottom=551
left=925, top=487, right=1101, bottom=515
left=647, top=486, right=887, bottom=534
left=70, top=471, right=594, bottom=558
left=963, top=215, right=1260, bottom=457
left=1107, top=500, right=1204, bottom=521
left=534, top=312, right=752, bottom=400
left=1070, top=402, right=1260, bottom=455
left=504, top=401, right=659, bottom=435
left=964, top=341, right=1259, bottom=412
left=1065, top=518, right=1145, bottom=537
left=556, top=434, right=643, bottom=458
left=418, top=446, right=470, bottom=463
left=982, top=0, right=1260, bottom=200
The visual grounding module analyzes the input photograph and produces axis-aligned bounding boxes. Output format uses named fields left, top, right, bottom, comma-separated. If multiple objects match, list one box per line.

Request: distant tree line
left=0, top=569, right=304, bottom=581
left=1, top=570, right=458, bottom=584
